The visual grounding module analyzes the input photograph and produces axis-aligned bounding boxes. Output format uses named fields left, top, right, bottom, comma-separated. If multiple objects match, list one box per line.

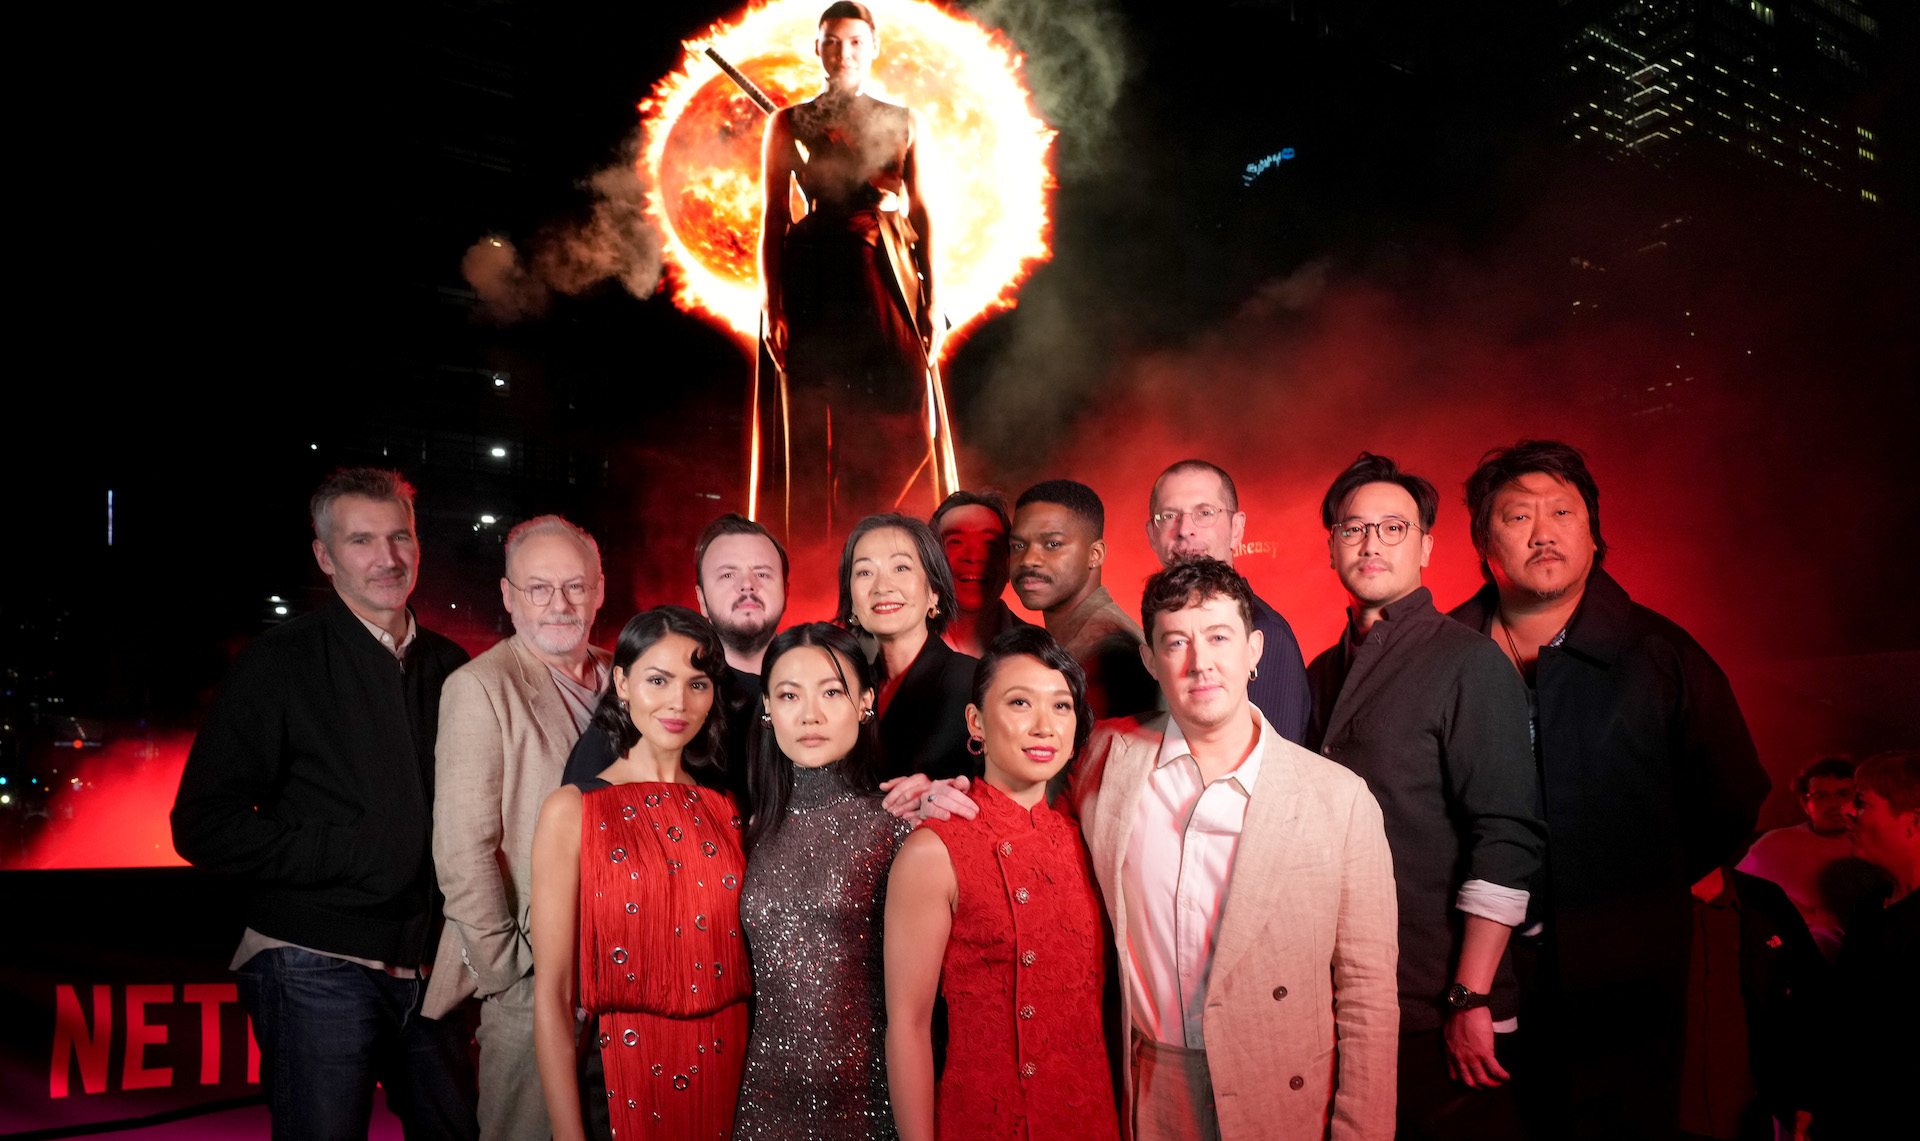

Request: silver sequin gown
left=732, top=761, right=914, bottom=1140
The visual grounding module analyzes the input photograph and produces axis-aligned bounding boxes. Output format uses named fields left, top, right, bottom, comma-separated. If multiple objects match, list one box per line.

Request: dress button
left=998, top=841, right=1014, bottom=857
left=1019, top=1004, right=1035, bottom=1019
left=1021, top=1062, right=1037, bottom=1078
left=1014, top=887, right=1030, bottom=904
left=1272, top=986, right=1288, bottom=1001
left=1021, top=950, right=1037, bottom=967
left=1289, top=1075, right=1305, bottom=1091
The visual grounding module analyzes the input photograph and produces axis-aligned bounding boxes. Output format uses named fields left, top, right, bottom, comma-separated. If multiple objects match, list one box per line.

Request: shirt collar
left=354, top=609, right=416, bottom=661
left=1154, top=705, right=1268, bottom=794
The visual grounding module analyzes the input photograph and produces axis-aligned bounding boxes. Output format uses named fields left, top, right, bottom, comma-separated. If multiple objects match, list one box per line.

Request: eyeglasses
left=1332, top=520, right=1422, bottom=546
left=1803, top=790, right=1853, bottom=804
left=506, top=578, right=595, bottom=606
left=1150, top=505, right=1228, bottom=530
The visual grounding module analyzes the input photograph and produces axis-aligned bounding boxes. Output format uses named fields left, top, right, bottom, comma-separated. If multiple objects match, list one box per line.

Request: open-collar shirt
left=1123, top=708, right=1269, bottom=1048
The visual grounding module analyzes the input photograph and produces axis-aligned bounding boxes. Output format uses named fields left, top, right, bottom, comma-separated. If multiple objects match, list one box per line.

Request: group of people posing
left=169, top=441, right=1917, bottom=1141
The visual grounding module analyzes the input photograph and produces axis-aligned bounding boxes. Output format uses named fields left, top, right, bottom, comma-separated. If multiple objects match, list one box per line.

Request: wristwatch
left=1445, top=984, right=1491, bottom=1011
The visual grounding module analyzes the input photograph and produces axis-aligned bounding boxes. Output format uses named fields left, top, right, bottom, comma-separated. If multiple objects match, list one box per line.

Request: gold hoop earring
left=928, top=602, right=941, bottom=619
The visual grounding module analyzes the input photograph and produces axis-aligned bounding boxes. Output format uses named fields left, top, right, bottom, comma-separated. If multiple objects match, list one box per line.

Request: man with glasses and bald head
left=428, top=515, right=612, bottom=1141
left=1145, top=458, right=1312, bottom=744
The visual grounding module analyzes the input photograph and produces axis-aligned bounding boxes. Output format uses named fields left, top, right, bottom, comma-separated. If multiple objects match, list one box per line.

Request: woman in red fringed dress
left=531, top=606, right=752, bottom=1141
left=884, top=627, right=1121, bottom=1141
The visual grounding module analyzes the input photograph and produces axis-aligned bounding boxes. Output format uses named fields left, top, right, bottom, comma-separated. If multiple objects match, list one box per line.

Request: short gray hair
left=505, top=514, right=602, bottom=579
left=311, top=468, right=416, bottom=547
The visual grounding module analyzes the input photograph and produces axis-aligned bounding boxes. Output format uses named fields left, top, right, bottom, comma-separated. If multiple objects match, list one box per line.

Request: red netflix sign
left=3, top=869, right=263, bottom=1133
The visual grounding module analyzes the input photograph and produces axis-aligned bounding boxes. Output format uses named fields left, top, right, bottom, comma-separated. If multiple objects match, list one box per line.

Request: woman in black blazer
left=837, top=513, right=977, bottom=781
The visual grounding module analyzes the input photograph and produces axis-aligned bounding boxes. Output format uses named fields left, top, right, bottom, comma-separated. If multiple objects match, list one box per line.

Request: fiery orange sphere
left=640, top=0, right=1055, bottom=346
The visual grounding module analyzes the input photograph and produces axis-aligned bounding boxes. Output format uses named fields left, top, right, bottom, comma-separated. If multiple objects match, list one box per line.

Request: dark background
left=5, top=0, right=1916, bottom=865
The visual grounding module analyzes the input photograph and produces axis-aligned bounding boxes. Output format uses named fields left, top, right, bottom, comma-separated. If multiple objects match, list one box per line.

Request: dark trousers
left=1396, top=1028, right=1524, bottom=1141
left=237, top=946, right=479, bottom=1141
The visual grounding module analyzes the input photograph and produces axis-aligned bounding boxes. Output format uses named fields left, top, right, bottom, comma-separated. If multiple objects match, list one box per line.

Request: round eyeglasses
left=1150, top=505, right=1227, bottom=530
left=506, top=579, right=595, bottom=606
left=1332, top=520, right=1422, bottom=546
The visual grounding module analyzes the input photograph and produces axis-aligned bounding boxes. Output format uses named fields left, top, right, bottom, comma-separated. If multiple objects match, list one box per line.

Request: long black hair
left=745, top=622, right=886, bottom=850
left=587, top=606, right=730, bottom=791
left=834, top=513, right=958, bottom=641
left=970, top=626, right=1094, bottom=774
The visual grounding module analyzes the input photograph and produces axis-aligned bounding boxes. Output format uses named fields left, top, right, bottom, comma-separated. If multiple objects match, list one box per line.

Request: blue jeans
left=237, top=946, right=479, bottom=1141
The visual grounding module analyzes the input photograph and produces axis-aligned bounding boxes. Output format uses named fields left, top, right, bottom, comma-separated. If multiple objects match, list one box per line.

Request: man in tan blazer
left=1074, top=556, right=1399, bottom=1140
left=427, top=516, right=611, bottom=1141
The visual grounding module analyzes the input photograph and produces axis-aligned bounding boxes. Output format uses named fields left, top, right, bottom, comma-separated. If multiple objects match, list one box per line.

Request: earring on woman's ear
left=927, top=602, right=941, bottom=619
left=618, top=699, right=630, bottom=711
left=966, top=736, right=984, bottom=755
left=759, top=712, right=773, bottom=726
left=847, top=614, right=862, bottom=630
left=1250, top=666, right=1259, bottom=680
left=859, top=707, right=875, bottom=724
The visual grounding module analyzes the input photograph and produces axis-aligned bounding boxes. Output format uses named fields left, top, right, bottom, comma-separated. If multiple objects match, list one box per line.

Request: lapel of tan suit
left=1208, top=733, right=1311, bottom=985
left=506, top=636, right=577, bottom=768
left=1090, top=716, right=1168, bottom=967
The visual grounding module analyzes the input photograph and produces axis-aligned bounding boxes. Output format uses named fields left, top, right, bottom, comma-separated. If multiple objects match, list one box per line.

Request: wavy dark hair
left=1139, top=556, right=1255, bottom=641
left=835, top=513, right=958, bottom=640
left=1464, top=439, right=1607, bottom=583
left=745, top=623, right=886, bottom=851
left=970, top=626, right=1094, bottom=772
left=587, top=606, right=730, bottom=791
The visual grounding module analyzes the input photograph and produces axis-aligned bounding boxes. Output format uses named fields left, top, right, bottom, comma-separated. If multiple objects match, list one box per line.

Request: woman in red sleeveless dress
left=884, top=627, right=1121, bottom=1140
left=530, top=606, right=752, bottom=1141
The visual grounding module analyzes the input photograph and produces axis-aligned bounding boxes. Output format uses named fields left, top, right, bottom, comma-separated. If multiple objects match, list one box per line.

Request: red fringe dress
left=579, top=781, right=752, bottom=1140
left=921, top=781, right=1121, bottom=1140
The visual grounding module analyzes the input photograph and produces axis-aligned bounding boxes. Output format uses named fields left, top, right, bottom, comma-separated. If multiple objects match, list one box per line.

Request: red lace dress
left=921, top=782, right=1120, bottom=1140
left=579, top=781, right=752, bottom=1140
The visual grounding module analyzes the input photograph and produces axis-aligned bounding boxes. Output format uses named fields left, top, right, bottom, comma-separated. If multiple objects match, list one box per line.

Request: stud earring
left=859, top=707, right=875, bottom=724
left=759, top=712, right=772, bottom=726
left=618, top=699, right=630, bottom=711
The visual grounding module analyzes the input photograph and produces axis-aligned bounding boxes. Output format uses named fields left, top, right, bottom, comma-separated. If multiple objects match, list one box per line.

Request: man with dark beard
left=1449, top=441, right=1768, bottom=1141
left=428, top=515, right=611, bottom=1141
left=691, top=513, right=790, bottom=784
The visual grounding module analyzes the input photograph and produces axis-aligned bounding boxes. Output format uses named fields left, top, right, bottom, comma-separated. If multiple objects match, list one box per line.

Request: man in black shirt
left=1144, top=459, right=1313, bottom=744
left=1449, top=440, right=1768, bottom=1141
left=1306, top=453, right=1544, bottom=1141
left=171, top=468, right=477, bottom=1139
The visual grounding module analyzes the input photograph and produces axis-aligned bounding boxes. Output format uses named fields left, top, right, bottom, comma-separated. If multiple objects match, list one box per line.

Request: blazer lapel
left=1209, top=736, right=1309, bottom=982
left=508, top=636, right=575, bottom=765
left=1089, top=718, right=1164, bottom=948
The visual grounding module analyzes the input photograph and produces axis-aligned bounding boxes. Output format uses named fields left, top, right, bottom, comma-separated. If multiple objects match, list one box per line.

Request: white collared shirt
left=353, top=609, right=417, bottom=661
left=1123, top=709, right=1268, bottom=1048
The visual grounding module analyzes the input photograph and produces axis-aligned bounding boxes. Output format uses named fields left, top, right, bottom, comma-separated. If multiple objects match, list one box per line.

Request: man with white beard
left=428, top=515, right=610, bottom=1141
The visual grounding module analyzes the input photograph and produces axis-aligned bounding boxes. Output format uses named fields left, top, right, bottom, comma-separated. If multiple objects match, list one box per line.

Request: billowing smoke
left=462, top=139, right=664, bottom=322
left=958, top=0, right=1132, bottom=176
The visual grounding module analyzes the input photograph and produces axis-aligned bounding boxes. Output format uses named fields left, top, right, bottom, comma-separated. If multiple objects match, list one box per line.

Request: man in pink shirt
left=1738, top=756, right=1887, bottom=959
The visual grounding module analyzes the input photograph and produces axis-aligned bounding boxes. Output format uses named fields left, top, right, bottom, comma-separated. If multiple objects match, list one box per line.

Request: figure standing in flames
left=759, top=1, right=943, bottom=533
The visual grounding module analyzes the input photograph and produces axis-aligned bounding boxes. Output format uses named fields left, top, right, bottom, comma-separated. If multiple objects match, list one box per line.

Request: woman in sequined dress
left=530, top=607, right=752, bottom=1141
left=883, top=627, right=1121, bottom=1141
left=732, top=623, right=915, bottom=1140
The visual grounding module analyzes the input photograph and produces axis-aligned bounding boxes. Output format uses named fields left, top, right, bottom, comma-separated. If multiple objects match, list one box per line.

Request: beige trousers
left=1131, top=1031, right=1222, bottom=1141
left=475, top=974, right=548, bottom=1141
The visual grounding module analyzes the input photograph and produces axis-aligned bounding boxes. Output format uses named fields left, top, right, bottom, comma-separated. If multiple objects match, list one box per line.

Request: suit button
left=1289, top=1076, right=1304, bottom=1091
left=1271, top=986, right=1288, bottom=1001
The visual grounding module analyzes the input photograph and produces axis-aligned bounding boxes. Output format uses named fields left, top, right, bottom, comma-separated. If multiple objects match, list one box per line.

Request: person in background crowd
left=172, top=467, right=477, bottom=1140
left=1736, top=756, right=1886, bottom=960
left=1306, top=453, right=1544, bottom=1141
left=1010, top=479, right=1157, bottom=719
left=561, top=513, right=788, bottom=815
left=840, top=512, right=976, bottom=782
left=930, top=489, right=1028, bottom=657
left=733, top=623, right=914, bottom=1140
left=1809, top=749, right=1919, bottom=1141
left=1145, top=458, right=1312, bottom=745
left=1449, top=440, right=1770, bottom=1141
left=1677, top=856, right=1824, bottom=1141
left=528, top=607, right=749, bottom=1141
left=1080, top=557, right=1397, bottom=1139
left=885, top=626, right=1120, bottom=1141
left=430, top=515, right=610, bottom=1141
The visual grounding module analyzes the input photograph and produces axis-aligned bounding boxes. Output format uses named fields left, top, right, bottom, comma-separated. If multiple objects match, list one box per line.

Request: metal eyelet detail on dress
left=1021, top=1062, right=1037, bottom=1077
left=691, top=815, right=702, bottom=826
left=610, top=948, right=628, bottom=964
left=675, top=925, right=683, bottom=937
left=599, top=1032, right=611, bottom=1048
left=629, top=870, right=639, bottom=880
left=730, top=815, right=743, bottom=829
left=689, top=1064, right=700, bottom=1076
left=1014, top=887, right=1030, bottom=903
left=698, top=1043, right=707, bottom=1053
left=646, top=793, right=663, bottom=807
left=1019, top=1004, right=1035, bottom=1019
left=703, top=840, right=719, bottom=857
left=1021, top=949, right=1037, bottom=966
left=669, top=859, right=684, bottom=873
left=722, top=874, right=738, bottom=890
left=694, top=914, right=709, bottom=931
left=667, top=826, right=683, bottom=842
left=622, top=1029, right=638, bottom=1046
left=627, top=1099, right=638, bottom=1109
left=598, top=821, right=607, bottom=829
left=626, top=902, right=639, bottom=914
left=652, top=1063, right=664, bottom=1077
left=673, top=1074, right=690, bottom=1091
left=610, top=847, right=627, bottom=863
left=998, top=840, right=1014, bottom=857
left=626, top=972, right=636, bottom=982
left=714, top=963, right=724, bottom=977
left=622, top=804, right=637, bottom=820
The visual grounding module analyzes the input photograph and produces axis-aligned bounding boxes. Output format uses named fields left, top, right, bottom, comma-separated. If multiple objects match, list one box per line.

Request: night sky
left=6, top=0, right=1917, bottom=861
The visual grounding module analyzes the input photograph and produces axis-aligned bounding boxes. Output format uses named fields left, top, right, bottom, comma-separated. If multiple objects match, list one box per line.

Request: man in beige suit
left=427, top=515, right=611, bottom=1141
left=1074, top=556, right=1399, bottom=1140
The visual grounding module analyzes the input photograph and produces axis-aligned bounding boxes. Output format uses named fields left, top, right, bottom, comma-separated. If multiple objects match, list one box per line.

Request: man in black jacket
left=1306, top=453, right=1545, bottom=1141
left=1449, top=440, right=1769, bottom=1141
left=172, top=468, right=477, bottom=1140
